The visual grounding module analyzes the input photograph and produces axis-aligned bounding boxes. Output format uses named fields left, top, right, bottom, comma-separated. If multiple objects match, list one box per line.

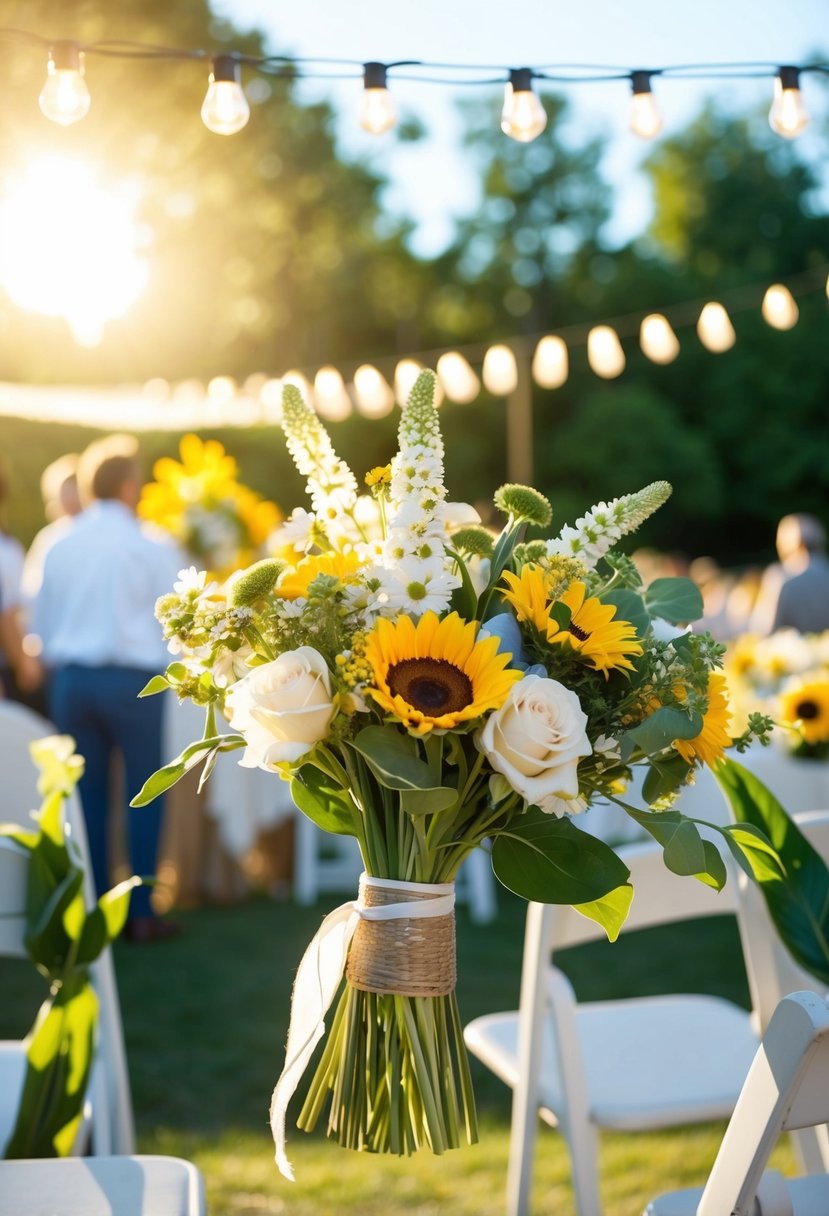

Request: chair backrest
left=0, top=699, right=134, bottom=1154
left=696, top=990, right=829, bottom=1216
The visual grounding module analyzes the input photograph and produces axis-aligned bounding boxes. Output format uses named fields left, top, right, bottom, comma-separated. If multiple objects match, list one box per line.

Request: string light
left=697, top=302, right=736, bottom=352
left=360, top=62, right=396, bottom=134
left=436, top=352, right=480, bottom=403
left=628, top=70, right=663, bottom=140
left=3, top=31, right=828, bottom=142
left=768, top=65, right=809, bottom=139
left=38, top=42, right=91, bottom=126
left=587, top=326, right=625, bottom=378
left=353, top=364, right=394, bottom=416
left=313, top=366, right=352, bottom=420
left=500, top=69, right=548, bottom=142
left=532, top=336, right=569, bottom=389
left=201, top=55, right=250, bottom=135
left=639, top=314, right=679, bottom=364
left=482, top=344, right=518, bottom=395
left=761, top=283, right=799, bottom=330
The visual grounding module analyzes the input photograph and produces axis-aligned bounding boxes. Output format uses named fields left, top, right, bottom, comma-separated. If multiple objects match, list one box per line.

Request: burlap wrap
left=345, top=880, right=457, bottom=997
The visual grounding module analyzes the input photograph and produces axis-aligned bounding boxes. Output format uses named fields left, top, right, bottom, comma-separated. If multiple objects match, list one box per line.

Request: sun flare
left=0, top=155, right=149, bottom=345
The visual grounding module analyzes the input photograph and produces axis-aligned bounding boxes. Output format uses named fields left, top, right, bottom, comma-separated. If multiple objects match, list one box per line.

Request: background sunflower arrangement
left=725, top=629, right=829, bottom=758
left=136, top=370, right=769, bottom=1176
left=138, top=433, right=281, bottom=579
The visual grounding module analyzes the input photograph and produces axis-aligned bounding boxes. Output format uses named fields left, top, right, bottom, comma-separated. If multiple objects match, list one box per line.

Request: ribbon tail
left=270, top=900, right=360, bottom=1180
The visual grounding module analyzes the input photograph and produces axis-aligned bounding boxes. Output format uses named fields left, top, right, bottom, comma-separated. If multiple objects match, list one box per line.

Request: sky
left=212, top=0, right=828, bottom=256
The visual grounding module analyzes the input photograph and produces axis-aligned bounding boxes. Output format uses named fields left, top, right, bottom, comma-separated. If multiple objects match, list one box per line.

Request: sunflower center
left=568, top=620, right=590, bottom=642
left=387, top=658, right=473, bottom=715
left=796, top=699, right=820, bottom=720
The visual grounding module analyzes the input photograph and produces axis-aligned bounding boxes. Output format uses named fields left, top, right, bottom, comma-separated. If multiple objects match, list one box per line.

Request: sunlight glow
left=0, top=155, right=149, bottom=346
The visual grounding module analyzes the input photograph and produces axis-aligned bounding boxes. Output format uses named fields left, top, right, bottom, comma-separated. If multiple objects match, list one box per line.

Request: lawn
left=1, top=887, right=795, bottom=1215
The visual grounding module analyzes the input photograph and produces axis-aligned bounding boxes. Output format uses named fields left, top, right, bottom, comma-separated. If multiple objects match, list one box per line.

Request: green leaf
left=5, top=976, right=98, bottom=1159
left=602, top=589, right=650, bottom=637
left=129, top=735, right=245, bottom=806
left=644, top=577, right=703, bottom=624
left=625, top=706, right=703, bottom=755
left=138, top=674, right=171, bottom=697
left=0, top=823, right=38, bottom=849
left=547, top=600, right=572, bottom=632
left=642, top=755, right=693, bottom=805
left=400, top=787, right=457, bottom=816
left=622, top=807, right=707, bottom=876
left=352, top=726, right=441, bottom=791
left=491, top=807, right=630, bottom=905
left=448, top=550, right=480, bottom=621
left=714, top=757, right=829, bottom=984
left=77, top=876, right=143, bottom=964
left=696, top=839, right=728, bottom=891
left=573, top=883, right=634, bottom=941
left=25, top=866, right=85, bottom=975
left=291, top=765, right=357, bottom=836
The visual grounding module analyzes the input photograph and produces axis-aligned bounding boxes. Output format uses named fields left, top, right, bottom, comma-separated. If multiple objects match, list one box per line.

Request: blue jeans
left=49, top=664, right=164, bottom=920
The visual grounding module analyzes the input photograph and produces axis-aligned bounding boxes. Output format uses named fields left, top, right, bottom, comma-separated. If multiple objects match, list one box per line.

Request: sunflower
left=674, top=673, right=732, bottom=767
left=365, top=611, right=522, bottom=735
left=277, top=550, right=365, bottom=600
left=779, top=679, right=829, bottom=746
left=501, top=566, right=642, bottom=678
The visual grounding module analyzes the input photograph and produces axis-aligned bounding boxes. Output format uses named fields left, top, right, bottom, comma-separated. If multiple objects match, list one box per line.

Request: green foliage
left=714, top=758, right=829, bottom=984
left=2, top=739, right=141, bottom=1158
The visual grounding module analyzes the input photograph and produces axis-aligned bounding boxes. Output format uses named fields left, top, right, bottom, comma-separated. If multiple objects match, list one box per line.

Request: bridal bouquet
left=134, top=370, right=768, bottom=1176
left=726, top=629, right=829, bottom=758
left=138, top=433, right=281, bottom=579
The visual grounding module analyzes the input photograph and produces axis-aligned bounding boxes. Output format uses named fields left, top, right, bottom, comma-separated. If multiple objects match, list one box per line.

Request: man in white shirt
left=32, top=435, right=184, bottom=943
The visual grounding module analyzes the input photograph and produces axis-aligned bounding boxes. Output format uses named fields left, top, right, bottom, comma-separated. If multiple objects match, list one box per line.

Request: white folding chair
left=644, top=990, right=829, bottom=1216
left=0, top=1154, right=206, bottom=1216
left=0, top=700, right=133, bottom=1156
left=463, top=837, right=765, bottom=1216
left=733, top=807, right=829, bottom=1174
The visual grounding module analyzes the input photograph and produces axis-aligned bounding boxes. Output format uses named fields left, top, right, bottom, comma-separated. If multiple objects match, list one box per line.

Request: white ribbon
left=270, top=872, right=455, bottom=1180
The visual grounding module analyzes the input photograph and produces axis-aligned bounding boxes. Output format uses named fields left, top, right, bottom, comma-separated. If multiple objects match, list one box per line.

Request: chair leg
left=792, top=1124, right=829, bottom=1174
left=566, top=1119, right=603, bottom=1216
left=293, top=816, right=318, bottom=905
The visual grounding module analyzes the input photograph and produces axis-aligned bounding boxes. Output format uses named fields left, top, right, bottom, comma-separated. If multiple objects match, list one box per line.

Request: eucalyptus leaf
left=625, top=706, right=703, bottom=755
left=573, top=883, right=634, bottom=941
left=644, top=577, right=704, bottom=624
left=352, top=726, right=441, bottom=791
left=291, top=765, right=357, bottom=836
left=642, top=755, right=693, bottom=805
left=491, top=807, right=630, bottom=905
left=621, top=806, right=706, bottom=876
left=695, top=839, right=728, bottom=891
left=602, top=589, right=650, bottom=638
left=714, top=757, right=829, bottom=984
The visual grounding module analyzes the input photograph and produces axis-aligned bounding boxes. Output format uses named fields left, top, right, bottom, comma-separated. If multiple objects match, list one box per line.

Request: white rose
left=225, top=647, right=335, bottom=770
left=480, top=674, right=592, bottom=814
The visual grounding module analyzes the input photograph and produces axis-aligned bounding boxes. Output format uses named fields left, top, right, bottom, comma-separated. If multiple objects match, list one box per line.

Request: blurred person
left=0, top=459, right=44, bottom=707
left=750, top=514, right=829, bottom=635
left=22, top=452, right=82, bottom=601
left=689, top=556, right=737, bottom=642
left=31, top=435, right=185, bottom=943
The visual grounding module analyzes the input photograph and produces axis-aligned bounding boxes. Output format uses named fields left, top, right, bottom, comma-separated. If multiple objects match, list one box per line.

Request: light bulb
left=353, top=365, right=394, bottom=417
left=587, top=326, right=625, bottom=378
left=532, top=336, right=569, bottom=388
left=314, top=366, right=352, bottom=421
left=360, top=62, right=396, bottom=134
left=639, top=314, right=679, bottom=364
left=762, top=284, right=799, bottom=330
left=482, top=344, right=518, bottom=395
left=436, top=352, right=480, bottom=403
left=629, top=71, right=663, bottom=140
left=201, top=55, right=250, bottom=136
left=769, top=66, right=809, bottom=139
left=39, top=43, right=91, bottom=126
left=697, top=302, right=736, bottom=353
left=501, top=69, right=547, bottom=143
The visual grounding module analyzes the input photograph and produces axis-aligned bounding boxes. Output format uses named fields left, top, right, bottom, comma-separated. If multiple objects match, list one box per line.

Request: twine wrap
left=270, top=872, right=456, bottom=1180
left=346, top=874, right=457, bottom=997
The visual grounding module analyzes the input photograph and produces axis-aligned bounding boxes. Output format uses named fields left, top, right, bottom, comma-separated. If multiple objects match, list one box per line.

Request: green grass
left=0, top=890, right=796, bottom=1215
